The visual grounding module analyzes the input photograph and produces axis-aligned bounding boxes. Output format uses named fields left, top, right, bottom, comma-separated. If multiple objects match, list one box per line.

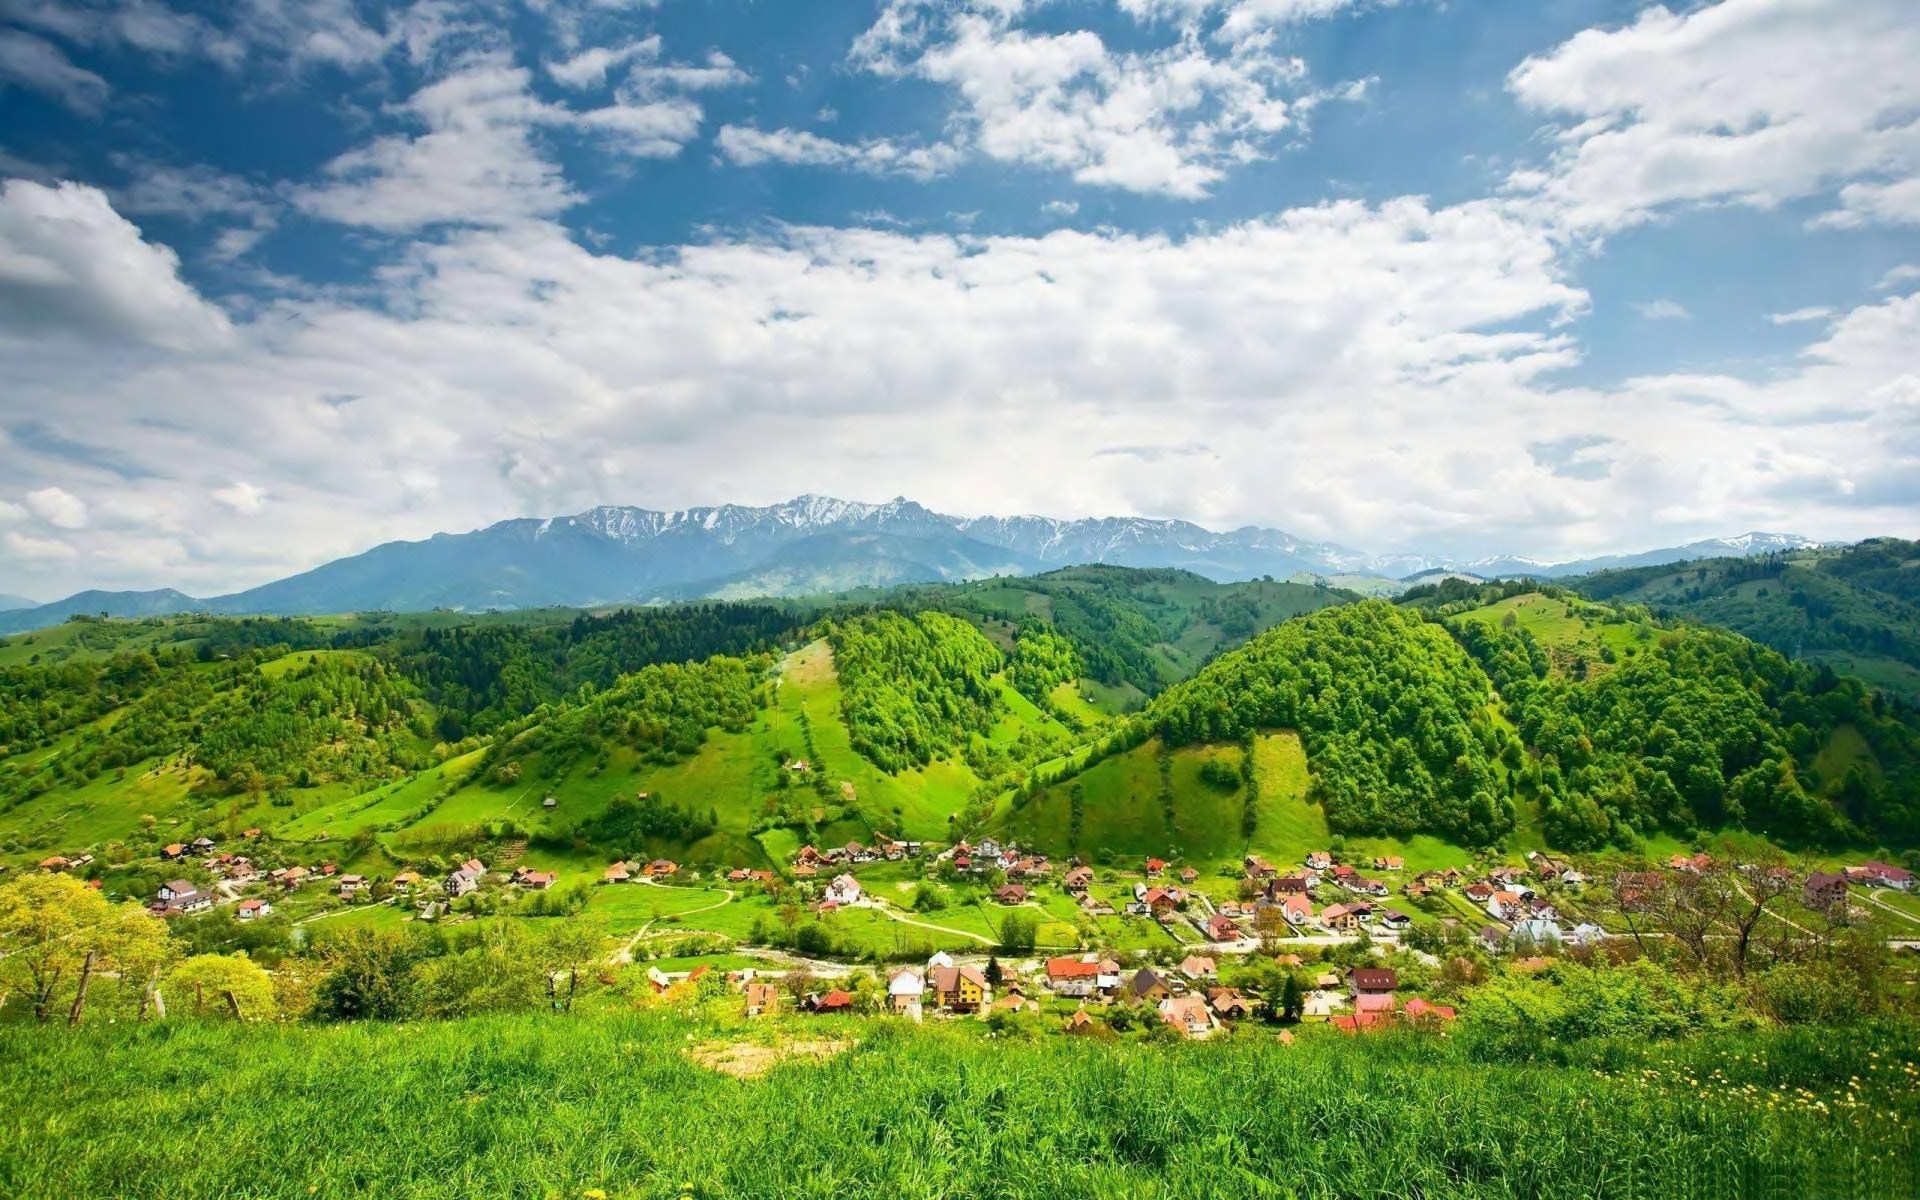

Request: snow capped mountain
left=0, top=494, right=1837, bottom=633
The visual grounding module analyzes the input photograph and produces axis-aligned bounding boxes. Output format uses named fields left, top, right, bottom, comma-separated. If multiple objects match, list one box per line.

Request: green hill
left=1567, top=538, right=1920, bottom=701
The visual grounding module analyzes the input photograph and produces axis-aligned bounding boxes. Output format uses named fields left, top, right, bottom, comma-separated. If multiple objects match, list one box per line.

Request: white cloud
left=3, top=530, right=77, bottom=561
left=1633, top=299, right=1688, bottom=321
left=0, top=179, right=232, bottom=349
left=25, top=485, right=88, bottom=528
left=296, top=48, right=745, bottom=233
left=716, top=126, right=962, bottom=179
left=0, top=29, right=109, bottom=114
left=850, top=2, right=1364, bottom=197
left=1816, top=177, right=1920, bottom=230
left=1769, top=306, right=1834, bottom=325
left=547, top=36, right=659, bottom=89
left=211, top=481, right=267, bottom=514
left=1508, top=0, right=1920, bottom=232
left=1878, top=265, right=1920, bottom=291
left=1042, top=199, right=1078, bottom=215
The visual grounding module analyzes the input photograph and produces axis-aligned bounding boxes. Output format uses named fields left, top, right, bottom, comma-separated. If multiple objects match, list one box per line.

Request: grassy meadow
left=1, top=1013, right=1915, bottom=1200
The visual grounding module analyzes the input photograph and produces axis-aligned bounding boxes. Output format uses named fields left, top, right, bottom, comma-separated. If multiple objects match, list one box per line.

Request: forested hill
left=1564, top=538, right=1920, bottom=701
left=1131, top=595, right=1920, bottom=852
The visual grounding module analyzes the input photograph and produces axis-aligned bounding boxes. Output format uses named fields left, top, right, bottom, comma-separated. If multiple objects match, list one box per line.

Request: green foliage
left=1007, top=625, right=1082, bottom=703
left=1150, top=601, right=1513, bottom=844
left=828, top=611, right=1003, bottom=772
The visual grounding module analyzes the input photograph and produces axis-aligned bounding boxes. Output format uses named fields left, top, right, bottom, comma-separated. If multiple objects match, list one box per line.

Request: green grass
left=5, top=1014, right=1913, bottom=1199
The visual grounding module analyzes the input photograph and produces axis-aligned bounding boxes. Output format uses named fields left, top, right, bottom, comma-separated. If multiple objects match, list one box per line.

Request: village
left=22, top=819, right=1918, bottom=1040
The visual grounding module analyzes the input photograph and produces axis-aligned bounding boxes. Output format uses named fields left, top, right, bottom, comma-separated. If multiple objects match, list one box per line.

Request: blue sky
left=0, top=0, right=1917, bottom=598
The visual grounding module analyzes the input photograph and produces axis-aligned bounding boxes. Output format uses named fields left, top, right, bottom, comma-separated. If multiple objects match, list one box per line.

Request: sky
left=0, top=0, right=1917, bottom=600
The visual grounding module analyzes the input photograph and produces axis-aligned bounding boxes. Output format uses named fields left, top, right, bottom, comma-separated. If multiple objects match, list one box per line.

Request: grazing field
left=2, top=1014, right=1915, bottom=1200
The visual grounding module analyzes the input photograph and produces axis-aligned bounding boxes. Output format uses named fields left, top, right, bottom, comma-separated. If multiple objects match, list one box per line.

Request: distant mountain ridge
left=0, top=494, right=1832, bottom=634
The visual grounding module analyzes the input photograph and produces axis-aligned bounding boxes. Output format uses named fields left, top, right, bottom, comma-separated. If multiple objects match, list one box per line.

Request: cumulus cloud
left=3, top=530, right=77, bottom=560
left=25, top=485, right=88, bottom=528
left=1507, top=0, right=1920, bottom=232
left=0, top=179, right=232, bottom=349
left=850, top=1, right=1365, bottom=197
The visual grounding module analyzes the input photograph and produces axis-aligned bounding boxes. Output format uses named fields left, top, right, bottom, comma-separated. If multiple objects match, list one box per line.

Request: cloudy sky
left=0, top=0, right=1916, bottom=599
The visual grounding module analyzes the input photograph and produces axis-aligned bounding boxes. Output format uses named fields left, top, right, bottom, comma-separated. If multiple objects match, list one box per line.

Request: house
left=930, top=965, right=989, bottom=1013
left=1126, top=968, right=1171, bottom=1004
left=38, top=856, right=70, bottom=872
left=1486, top=889, right=1525, bottom=921
left=646, top=859, right=679, bottom=879
left=1132, top=886, right=1179, bottom=918
left=157, top=879, right=199, bottom=903
left=191, top=837, right=216, bottom=853
left=1349, top=967, right=1398, bottom=996
left=1568, top=922, right=1607, bottom=947
left=1065, top=1008, right=1098, bottom=1035
left=1203, top=914, right=1242, bottom=942
left=993, top=884, right=1028, bottom=905
left=806, top=989, right=854, bottom=1014
left=1269, top=875, right=1309, bottom=896
left=1376, top=908, right=1412, bottom=932
left=1330, top=864, right=1357, bottom=883
left=1178, top=955, right=1218, bottom=981
left=1063, top=866, right=1094, bottom=894
left=1402, top=997, right=1458, bottom=1023
left=1372, top=855, right=1404, bottom=872
left=1476, top=925, right=1506, bottom=954
left=1279, top=893, right=1314, bottom=925
left=1158, top=994, right=1217, bottom=1039
left=1046, top=957, right=1101, bottom=998
left=994, top=990, right=1038, bottom=1015
left=1179, top=867, right=1199, bottom=884
left=1669, top=852, right=1712, bottom=873
left=1320, top=903, right=1365, bottom=932
left=1144, top=857, right=1168, bottom=877
left=162, top=843, right=187, bottom=860
left=242, top=827, right=261, bottom=839
left=392, top=871, right=421, bottom=891
left=1244, top=854, right=1279, bottom=879
left=1095, top=958, right=1123, bottom=997
left=1804, top=871, right=1850, bottom=912
left=339, top=874, right=367, bottom=898
left=1349, top=877, right=1389, bottom=897
left=1511, top=918, right=1564, bottom=945
left=1306, top=852, right=1333, bottom=871
left=604, top=861, right=633, bottom=884
left=444, top=859, right=484, bottom=896
left=888, top=969, right=926, bottom=1014
left=1207, top=987, right=1255, bottom=1020
left=1849, top=861, right=1914, bottom=891
left=745, top=982, right=780, bottom=1017
left=1330, top=1013, right=1392, bottom=1034
left=152, top=887, right=211, bottom=915
left=236, top=898, right=271, bottom=920
left=516, top=870, right=557, bottom=891
left=825, top=874, right=862, bottom=905
left=1354, top=992, right=1397, bottom=1016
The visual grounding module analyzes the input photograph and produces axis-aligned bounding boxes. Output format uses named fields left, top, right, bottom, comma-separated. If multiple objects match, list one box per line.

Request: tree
left=168, top=954, right=276, bottom=1021
left=313, top=928, right=420, bottom=1021
left=0, top=874, right=170, bottom=1025
left=1278, top=972, right=1305, bottom=1024
left=997, top=912, right=1037, bottom=954
left=984, top=956, right=1004, bottom=986
left=538, top=918, right=604, bottom=1013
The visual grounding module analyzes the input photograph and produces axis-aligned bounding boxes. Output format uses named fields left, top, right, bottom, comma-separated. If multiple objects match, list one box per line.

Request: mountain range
left=0, top=495, right=1825, bottom=635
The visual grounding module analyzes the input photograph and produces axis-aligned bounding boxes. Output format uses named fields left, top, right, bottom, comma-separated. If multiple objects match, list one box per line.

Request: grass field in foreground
left=2, top=1014, right=1915, bottom=1200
